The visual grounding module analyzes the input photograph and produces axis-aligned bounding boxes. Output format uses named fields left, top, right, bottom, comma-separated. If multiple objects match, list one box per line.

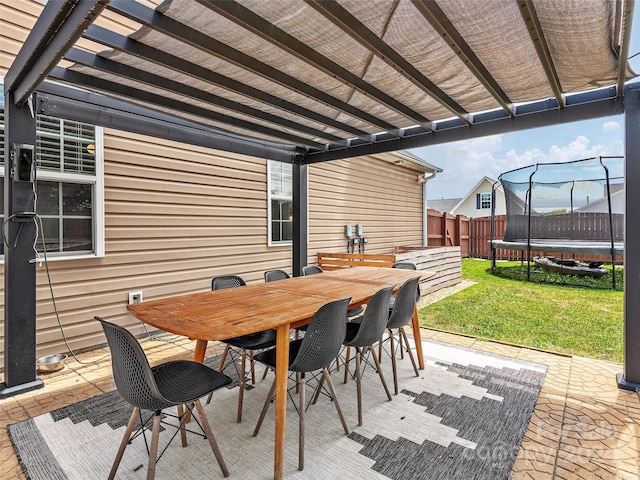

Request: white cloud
left=603, top=121, right=621, bottom=132
left=412, top=123, right=624, bottom=200
left=547, top=135, right=595, bottom=162
left=502, top=148, right=546, bottom=171
left=415, top=139, right=505, bottom=199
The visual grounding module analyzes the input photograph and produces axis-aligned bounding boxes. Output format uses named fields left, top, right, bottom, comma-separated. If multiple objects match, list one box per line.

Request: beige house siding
left=493, top=188, right=507, bottom=217
left=308, top=157, right=423, bottom=261
left=3, top=131, right=291, bottom=363
left=0, top=0, right=428, bottom=365
left=0, top=129, right=427, bottom=364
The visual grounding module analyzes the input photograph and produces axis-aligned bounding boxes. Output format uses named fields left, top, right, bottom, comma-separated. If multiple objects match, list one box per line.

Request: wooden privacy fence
left=470, top=214, right=623, bottom=263
left=470, top=215, right=510, bottom=259
left=427, top=209, right=470, bottom=256
left=504, top=213, right=624, bottom=242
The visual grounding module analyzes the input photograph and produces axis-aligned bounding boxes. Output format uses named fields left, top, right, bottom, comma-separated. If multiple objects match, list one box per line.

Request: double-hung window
left=268, top=160, right=292, bottom=245
left=0, top=81, right=104, bottom=258
left=476, top=192, right=492, bottom=210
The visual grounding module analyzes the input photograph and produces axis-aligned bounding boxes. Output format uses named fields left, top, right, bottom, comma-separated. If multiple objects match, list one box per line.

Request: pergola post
left=0, top=91, right=43, bottom=399
left=292, top=162, right=308, bottom=277
left=618, top=85, right=640, bottom=390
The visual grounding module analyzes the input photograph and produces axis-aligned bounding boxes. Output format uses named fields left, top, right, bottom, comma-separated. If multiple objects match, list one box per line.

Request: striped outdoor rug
left=8, top=338, right=546, bottom=479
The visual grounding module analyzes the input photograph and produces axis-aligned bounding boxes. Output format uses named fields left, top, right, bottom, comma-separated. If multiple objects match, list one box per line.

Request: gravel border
left=418, top=280, right=476, bottom=308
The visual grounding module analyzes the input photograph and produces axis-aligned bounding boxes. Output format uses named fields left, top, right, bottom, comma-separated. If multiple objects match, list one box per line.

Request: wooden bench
left=317, top=252, right=395, bottom=270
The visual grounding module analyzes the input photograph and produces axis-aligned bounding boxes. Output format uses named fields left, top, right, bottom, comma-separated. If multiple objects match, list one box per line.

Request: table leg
left=194, top=339, right=208, bottom=363
left=274, top=323, right=290, bottom=480
left=411, top=305, right=425, bottom=369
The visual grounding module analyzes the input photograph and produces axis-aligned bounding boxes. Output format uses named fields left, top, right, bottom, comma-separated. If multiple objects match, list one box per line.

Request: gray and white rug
left=8, top=338, right=546, bottom=479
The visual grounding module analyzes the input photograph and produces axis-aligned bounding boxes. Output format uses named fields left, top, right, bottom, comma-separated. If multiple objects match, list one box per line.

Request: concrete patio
left=1, top=326, right=637, bottom=480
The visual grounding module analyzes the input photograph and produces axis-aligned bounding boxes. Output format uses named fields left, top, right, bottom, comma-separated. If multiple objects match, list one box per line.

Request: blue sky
left=411, top=8, right=640, bottom=201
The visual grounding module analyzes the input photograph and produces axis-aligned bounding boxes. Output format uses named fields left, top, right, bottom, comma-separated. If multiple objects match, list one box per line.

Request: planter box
left=316, top=246, right=462, bottom=298
left=394, top=246, right=462, bottom=295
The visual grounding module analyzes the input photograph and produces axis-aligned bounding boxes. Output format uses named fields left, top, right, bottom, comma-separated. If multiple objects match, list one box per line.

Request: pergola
left=2, top=0, right=639, bottom=404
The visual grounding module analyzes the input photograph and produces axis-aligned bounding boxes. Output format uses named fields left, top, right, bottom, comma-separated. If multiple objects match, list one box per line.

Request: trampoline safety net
left=498, top=156, right=624, bottom=245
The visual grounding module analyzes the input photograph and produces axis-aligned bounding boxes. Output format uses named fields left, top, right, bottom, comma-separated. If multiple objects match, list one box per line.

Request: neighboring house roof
left=575, top=189, right=625, bottom=214
left=428, top=198, right=462, bottom=213
left=610, top=183, right=624, bottom=195
left=449, top=176, right=501, bottom=215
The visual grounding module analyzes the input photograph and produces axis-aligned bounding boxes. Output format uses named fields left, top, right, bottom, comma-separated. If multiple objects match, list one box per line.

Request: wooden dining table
left=127, top=266, right=434, bottom=479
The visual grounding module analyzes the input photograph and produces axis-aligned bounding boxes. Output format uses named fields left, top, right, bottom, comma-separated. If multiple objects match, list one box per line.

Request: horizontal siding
left=0, top=137, right=426, bottom=365
left=0, top=142, right=426, bottom=364
left=0, top=130, right=291, bottom=363
left=308, top=157, right=423, bottom=262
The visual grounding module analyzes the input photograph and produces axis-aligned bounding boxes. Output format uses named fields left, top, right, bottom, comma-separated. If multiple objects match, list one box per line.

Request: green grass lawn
left=418, top=258, right=624, bottom=363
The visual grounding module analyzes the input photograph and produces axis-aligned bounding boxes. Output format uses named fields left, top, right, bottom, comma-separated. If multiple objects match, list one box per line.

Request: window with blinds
left=36, top=116, right=96, bottom=175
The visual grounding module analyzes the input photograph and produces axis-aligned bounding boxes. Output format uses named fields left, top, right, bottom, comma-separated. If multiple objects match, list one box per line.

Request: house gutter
left=422, top=171, right=438, bottom=246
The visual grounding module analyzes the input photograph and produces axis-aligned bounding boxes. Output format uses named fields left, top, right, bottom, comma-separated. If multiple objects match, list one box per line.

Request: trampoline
left=489, top=156, right=624, bottom=287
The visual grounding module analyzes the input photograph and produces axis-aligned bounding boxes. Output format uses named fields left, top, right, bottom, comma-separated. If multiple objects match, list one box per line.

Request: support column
left=618, top=85, right=640, bottom=390
left=292, top=162, right=308, bottom=277
left=0, top=91, right=43, bottom=398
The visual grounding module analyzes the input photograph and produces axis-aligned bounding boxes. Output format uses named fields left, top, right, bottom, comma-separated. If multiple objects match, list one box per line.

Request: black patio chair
left=390, top=261, right=421, bottom=307
left=301, top=264, right=323, bottom=276
left=392, top=261, right=418, bottom=270
left=206, top=275, right=277, bottom=423
left=341, top=286, right=394, bottom=426
left=264, top=269, right=290, bottom=282
left=95, top=316, right=231, bottom=480
left=252, top=297, right=351, bottom=471
left=381, top=276, right=421, bottom=394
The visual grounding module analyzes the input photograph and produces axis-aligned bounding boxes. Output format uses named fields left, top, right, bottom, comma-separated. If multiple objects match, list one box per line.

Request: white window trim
left=267, top=160, right=309, bottom=247
left=479, top=192, right=492, bottom=209
left=267, top=160, right=292, bottom=246
left=93, top=126, right=105, bottom=258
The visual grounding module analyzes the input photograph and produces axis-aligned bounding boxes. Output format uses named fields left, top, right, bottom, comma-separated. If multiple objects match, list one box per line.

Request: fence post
left=442, top=213, right=448, bottom=246
left=469, top=217, right=475, bottom=257
left=454, top=215, right=462, bottom=246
